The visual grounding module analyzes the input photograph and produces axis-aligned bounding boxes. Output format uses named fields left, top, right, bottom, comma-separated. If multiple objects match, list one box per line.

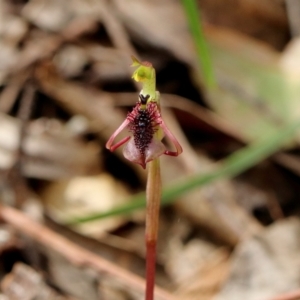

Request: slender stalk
left=145, top=158, right=162, bottom=300
left=106, top=58, right=179, bottom=299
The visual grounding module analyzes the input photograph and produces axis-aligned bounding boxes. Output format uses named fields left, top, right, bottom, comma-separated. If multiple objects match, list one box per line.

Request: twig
left=98, top=0, right=139, bottom=58
left=0, top=203, right=177, bottom=300
left=267, top=289, right=300, bottom=300
left=97, top=0, right=141, bottom=90
left=0, top=72, right=28, bottom=113
left=11, top=17, right=97, bottom=76
left=17, top=83, right=35, bottom=133
left=6, top=83, right=36, bottom=208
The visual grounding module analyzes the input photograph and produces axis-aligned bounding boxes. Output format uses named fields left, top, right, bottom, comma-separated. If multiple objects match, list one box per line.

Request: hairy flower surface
left=106, top=94, right=182, bottom=168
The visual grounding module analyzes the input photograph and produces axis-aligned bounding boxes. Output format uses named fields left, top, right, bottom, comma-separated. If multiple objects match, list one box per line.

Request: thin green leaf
left=181, top=0, right=215, bottom=88
left=69, top=120, right=300, bottom=224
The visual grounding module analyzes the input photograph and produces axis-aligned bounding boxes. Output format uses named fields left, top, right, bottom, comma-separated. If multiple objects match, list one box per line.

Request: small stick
left=8, top=83, right=35, bottom=208
left=0, top=203, right=177, bottom=300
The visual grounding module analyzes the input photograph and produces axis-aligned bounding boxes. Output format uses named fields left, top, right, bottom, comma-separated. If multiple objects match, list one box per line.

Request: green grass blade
left=69, top=120, right=300, bottom=224
left=181, top=0, right=215, bottom=88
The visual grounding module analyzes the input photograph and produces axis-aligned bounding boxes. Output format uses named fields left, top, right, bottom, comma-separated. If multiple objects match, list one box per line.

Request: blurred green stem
left=181, top=0, right=215, bottom=88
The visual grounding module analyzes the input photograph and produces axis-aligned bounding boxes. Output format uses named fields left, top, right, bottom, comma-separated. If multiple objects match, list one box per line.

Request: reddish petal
left=159, top=119, right=183, bottom=156
left=145, top=139, right=166, bottom=163
left=123, top=138, right=146, bottom=169
left=106, top=119, right=130, bottom=151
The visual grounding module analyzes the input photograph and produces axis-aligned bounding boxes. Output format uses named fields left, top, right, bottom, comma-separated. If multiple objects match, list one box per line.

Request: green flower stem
left=145, top=158, right=161, bottom=300
left=141, top=68, right=156, bottom=100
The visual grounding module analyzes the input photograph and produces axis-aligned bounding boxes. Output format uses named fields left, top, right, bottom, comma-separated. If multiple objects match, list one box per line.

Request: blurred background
left=0, top=0, right=299, bottom=299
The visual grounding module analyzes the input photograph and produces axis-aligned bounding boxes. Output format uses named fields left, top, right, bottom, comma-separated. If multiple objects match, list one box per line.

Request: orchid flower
left=106, top=57, right=182, bottom=300
left=106, top=58, right=182, bottom=169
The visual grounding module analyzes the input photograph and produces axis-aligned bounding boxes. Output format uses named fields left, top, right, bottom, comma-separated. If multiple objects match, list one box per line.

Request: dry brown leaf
left=175, top=249, right=230, bottom=300
left=54, top=45, right=89, bottom=78
left=0, top=114, right=100, bottom=179
left=22, top=0, right=73, bottom=32
left=165, top=238, right=217, bottom=283
left=0, top=43, right=19, bottom=84
left=84, top=45, right=130, bottom=82
left=111, top=0, right=196, bottom=66
left=42, top=173, right=130, bottom=237
left=215, top=218, right=300, bottom=300
left=1, top=262, right=71, bottom=300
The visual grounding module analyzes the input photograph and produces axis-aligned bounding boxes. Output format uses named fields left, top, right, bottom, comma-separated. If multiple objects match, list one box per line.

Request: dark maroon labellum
left=129, top=107, right=156, bottom=155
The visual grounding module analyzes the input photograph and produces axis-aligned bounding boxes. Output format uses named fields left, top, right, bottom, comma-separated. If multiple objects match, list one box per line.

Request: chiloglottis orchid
left=106, top=93, right=183, bottom=169
left=106, top=57, right=182, bottom=169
